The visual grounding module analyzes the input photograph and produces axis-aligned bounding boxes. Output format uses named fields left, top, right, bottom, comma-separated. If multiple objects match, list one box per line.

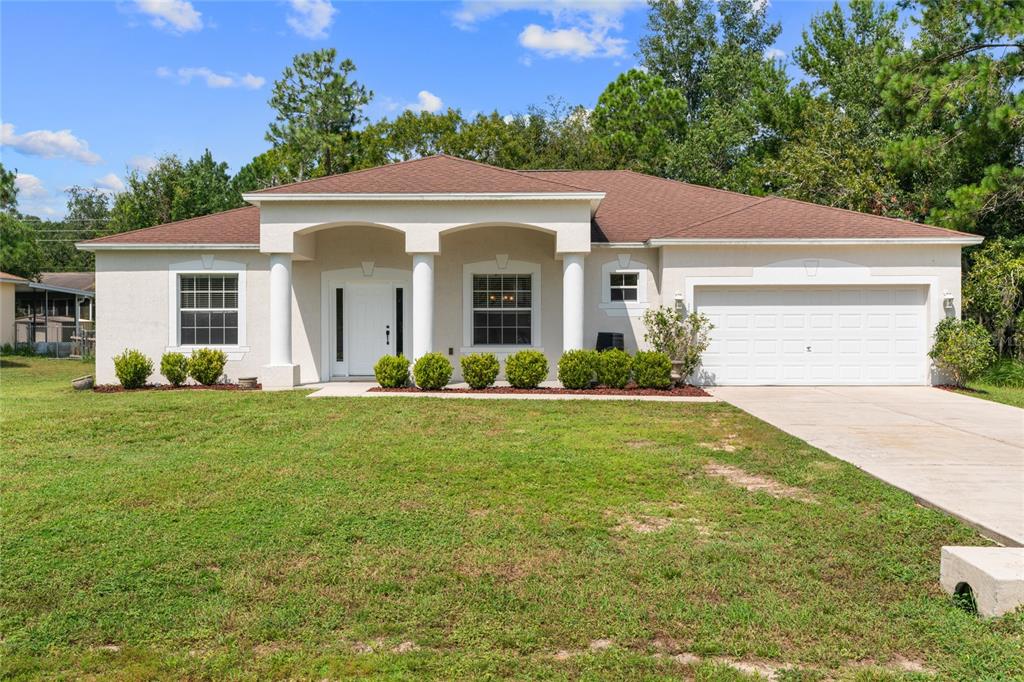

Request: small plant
left=978, top=358, right=1024, bottom=389
left=633, top=351, right=672, bottom=389
left=642, top=306, right=714, bottom=381
left=188, top=348, right=228, bottom=386
left=413, top=352, right=453, bottom=390
left=929, top=318, right=996, bottom=388
left=374, top=354, right=410, bottom=388
left=160, top=352, right=189, bottom=387
left=505, top=349, right=548, bottom=389
left=113, top=348, right=153, bottom=389
left=460, top=353, right=500, bottom=389
left=558, top=349, right=598, bottom=389
left=596, top=348, right=632, bottom=388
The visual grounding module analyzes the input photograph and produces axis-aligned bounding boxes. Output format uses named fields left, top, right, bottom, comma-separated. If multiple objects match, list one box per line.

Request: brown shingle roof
left=253, top=154, right=596, bottom=195
left=0, top=271, right=28, bottom=283
left=39, top=272, right=95, bottom=292
left=80, top=157, right=976, bottom=246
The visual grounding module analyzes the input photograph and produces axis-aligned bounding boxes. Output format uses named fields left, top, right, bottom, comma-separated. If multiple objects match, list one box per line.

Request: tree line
left=1, top=0, right=1020, bottom=354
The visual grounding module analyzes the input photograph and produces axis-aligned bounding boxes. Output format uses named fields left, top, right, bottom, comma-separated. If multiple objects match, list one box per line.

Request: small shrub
left=188, top=348, right=228, bottom=386
left=505, top=349, right=548, bottom=389
left=558, top=349, right=598, bottom=389
left=160, top=352, right=189, bottom=386
left=460, top=353, right=500, bottom=389
left=928, top=318, right=996, bottom=387
left=633, top=351, right=672, bottom=389
left=597, top=348, right=632, bottom=388
left=113, top=348, right=153, bottom=389
left=642, top=307, right=714, bottom=380
left=374, top=354, right=410, bottom=388
left=413, top=352, right=453, bottom=390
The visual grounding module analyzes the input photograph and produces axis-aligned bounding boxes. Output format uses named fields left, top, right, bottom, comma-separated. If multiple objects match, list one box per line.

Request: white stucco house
left=78, top=155, right=981, bottom=389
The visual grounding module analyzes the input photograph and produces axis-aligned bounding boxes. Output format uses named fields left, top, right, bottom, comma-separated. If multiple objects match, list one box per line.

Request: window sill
left=166, top=345, right=250, bottom=361
left=459, top=346, right=544, bottom=355
left=599, top=301, right=649, bottom=317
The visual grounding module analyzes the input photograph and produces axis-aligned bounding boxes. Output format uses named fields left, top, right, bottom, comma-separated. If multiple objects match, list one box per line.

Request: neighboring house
left=78, top=155, right=981, bottom=388
left=1, top=271, right=27, bottom=347
left=11, top=272, right=96, bottom=356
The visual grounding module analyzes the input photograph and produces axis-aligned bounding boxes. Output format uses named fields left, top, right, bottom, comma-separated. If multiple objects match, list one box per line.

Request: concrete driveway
left=709, top=386, right=1024, bottom=546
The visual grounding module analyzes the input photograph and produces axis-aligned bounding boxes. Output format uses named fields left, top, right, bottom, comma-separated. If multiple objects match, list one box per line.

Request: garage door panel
left=695, top=285, right=927, bottom=385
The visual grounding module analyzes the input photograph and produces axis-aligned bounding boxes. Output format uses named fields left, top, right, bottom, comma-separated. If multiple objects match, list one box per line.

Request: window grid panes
left=610, top=272, right=639, bottom=302
left=179, top=274, right=238, bottom=345
left=472, top=274, right=532, bottom=345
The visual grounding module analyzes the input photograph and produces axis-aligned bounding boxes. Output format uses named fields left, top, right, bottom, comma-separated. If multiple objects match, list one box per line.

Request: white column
left=412, top=253, right=435, bottom=360
left=268, top=253, right=293, bottom=366
left=562, top=253, right=585, bottom=351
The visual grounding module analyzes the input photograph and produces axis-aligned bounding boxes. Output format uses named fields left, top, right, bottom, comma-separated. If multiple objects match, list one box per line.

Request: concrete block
left=260, top=363, right=299, bottom=390
left=940, top=546, right=1024, bottom=618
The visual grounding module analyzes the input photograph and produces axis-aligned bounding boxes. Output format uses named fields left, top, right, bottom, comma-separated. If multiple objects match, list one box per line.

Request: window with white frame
left=179, top=274, right=239, bottom=345
left=609, top=272, right=639, bottom=301
left=472, top=274, right=532, bottom=345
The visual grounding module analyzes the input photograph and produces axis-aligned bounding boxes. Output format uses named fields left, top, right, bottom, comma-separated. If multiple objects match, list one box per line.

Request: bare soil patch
left=704, top=463, right=817, bottom=503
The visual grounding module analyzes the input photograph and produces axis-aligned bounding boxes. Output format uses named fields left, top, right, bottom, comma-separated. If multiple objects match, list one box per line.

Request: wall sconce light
left=943, top=290, right=955, bottom=310
left=674, top=291, right=685, bottom=312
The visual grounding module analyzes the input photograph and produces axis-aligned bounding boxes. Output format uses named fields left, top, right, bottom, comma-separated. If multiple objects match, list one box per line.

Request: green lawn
left=2, top=357, right=1021, bottom=680
left=960, top=381, right=1024, bottom=409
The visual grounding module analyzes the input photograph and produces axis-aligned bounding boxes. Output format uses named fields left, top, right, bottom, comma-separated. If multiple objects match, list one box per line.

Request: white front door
left=695, top=285, right=928, bottom=385
left=335, top=283, right=395, bottom=376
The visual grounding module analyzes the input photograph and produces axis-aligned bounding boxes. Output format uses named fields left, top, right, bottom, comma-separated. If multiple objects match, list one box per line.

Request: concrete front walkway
left=306, top=381, right=719, bottom=402
left=710, top=386, right=1024, bottom=546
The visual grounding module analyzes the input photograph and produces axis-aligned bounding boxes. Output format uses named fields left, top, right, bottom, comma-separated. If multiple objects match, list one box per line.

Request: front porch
left=253, top=200, right=596, bottom=388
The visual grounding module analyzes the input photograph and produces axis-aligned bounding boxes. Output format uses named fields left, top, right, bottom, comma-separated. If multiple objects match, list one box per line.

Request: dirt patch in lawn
left=704, top=463, right=818, bottom=503
left=369, top=384, right=710, bottom=396
left=624, top=439, right=658, bottom=448
left=612, top=514, right=673, bottom=534
left=699, top=432, right=742, bottom=452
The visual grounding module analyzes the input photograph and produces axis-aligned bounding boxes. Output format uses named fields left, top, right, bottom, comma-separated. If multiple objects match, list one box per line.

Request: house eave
left=646, top=236, right=984, bottom=246
left=243, top=191, right=606, bottom=210
left=77, top=242, right=260, bottom=252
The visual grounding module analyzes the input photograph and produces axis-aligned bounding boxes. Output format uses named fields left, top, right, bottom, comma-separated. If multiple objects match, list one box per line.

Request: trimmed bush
left=188, top=348, right=228, bottom=386
left=597, top=348, right=632, bottom=389
left=113, top=348, right=153, bottom=389
left=928, top=318, right=995, bottom=387
left=413, top=352, right=453, bottom=390
left=558, top=349, right=598, bottom=389
left=633, top=351, right=672, bottom=389
left=505, top=349, right=548, bottom=389
left=460, top=353, right=500, bottom=389
left=374, top=354, right=410, bottom=388
left=160, top=352, right=189, bottom=386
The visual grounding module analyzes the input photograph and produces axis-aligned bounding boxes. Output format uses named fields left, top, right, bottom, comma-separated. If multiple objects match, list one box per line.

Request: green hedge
left=188, top=348, right=228, bottom=386
left=374, top=355, right=410, bottom=388
left=160, top=352, right=189, bottom=386
left=113, top=349, right=153, bottom=389
left=558, top=349, right=598, bottom=389
left=414, top=352, right=453, bottom=390
left=596, top=348, right=632, bottom=389
left=633, top=351, right=672, bottom=389
left=460, top=353, right=500, bottom=389
left=505, top=350, right=548, bottom=389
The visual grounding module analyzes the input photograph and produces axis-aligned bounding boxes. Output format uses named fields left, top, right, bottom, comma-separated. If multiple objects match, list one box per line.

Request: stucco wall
left=0, top=282, right=15, bottom=347
left=94, top=250, right=272, bottom=384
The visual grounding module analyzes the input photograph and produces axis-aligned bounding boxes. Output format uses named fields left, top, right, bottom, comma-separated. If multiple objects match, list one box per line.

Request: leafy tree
left=172, top=149, right=243, bottom=218
left=880, top=0, right=1023, bottom=236
left=231, top=146, right=307, bottom=193
left=37, top=186, right=111, bottom=271
left=267, top=49, right=372, bottom=177
left=0, top=162, right=17, bottom=214
left=591, top=69, right=687, bottom=172
left=963, top=238, right=1024, bottom=356
left=0, top=212, right=44, bottom=280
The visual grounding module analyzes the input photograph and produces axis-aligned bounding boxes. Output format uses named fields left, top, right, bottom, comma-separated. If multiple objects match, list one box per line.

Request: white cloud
left=135, top=0, right=203, bottom=34
left=94, top=173, right=126, bottom=193
left=1, top=123, right=101, bottom=164
left=454, top=0, right=639, bottom=60
left=14, top=173, right=47, bottom=199
left=157, top=67, right=265, bottom=89
left=406, top=90, right=444, bottom=114
left=764, top=47, right=786, bottom=60
left=128, top=155, right=159, bottom=172
left=287, top=0, right=336, bottom=39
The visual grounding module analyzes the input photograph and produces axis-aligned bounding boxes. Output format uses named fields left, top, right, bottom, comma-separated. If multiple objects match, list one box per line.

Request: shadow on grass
left=0, top=359, right=30, bottom=368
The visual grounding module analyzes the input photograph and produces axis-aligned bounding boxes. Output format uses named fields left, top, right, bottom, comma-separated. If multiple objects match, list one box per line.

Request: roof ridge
left=82, top=204, right=257, bottom=243
left=250, top=154, right=601, bottom=195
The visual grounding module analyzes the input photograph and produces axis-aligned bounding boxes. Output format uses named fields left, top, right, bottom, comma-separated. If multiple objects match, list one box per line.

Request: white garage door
left=695, top=286, right=928, bottom=385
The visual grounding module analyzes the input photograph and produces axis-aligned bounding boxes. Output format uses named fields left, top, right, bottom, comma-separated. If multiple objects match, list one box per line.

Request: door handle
left=386, top=325, right=390, bottom=346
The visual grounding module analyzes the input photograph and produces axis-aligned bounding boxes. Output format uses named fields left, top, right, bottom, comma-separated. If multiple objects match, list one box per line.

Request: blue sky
left=2, top=0, right=850, bottom=218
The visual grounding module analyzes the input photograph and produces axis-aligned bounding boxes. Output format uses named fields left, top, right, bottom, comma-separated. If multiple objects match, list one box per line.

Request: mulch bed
left=93, top=383, right=260, bottom=393
left=369, top=384, right=710, bottom=397
left=935, top=384, right=984, bottom=394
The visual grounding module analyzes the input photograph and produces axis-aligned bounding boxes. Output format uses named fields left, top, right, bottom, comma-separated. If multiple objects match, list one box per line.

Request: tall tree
left=231, top=146, right=307, bottom=193
left=0, top=163, right=17, bottom=214
left=266, top=49, right=372, bottom=177
left=0, top=213, right=44, bottom=280
left=172, top=149, right=243, bottom=219
left=37, top=187, right=112, bottom=272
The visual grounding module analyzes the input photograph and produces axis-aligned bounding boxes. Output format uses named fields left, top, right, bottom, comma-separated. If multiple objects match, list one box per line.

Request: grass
left=2, top=357, right=1021, bottom=680
left=963, top=358, right=1024, bottom=408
